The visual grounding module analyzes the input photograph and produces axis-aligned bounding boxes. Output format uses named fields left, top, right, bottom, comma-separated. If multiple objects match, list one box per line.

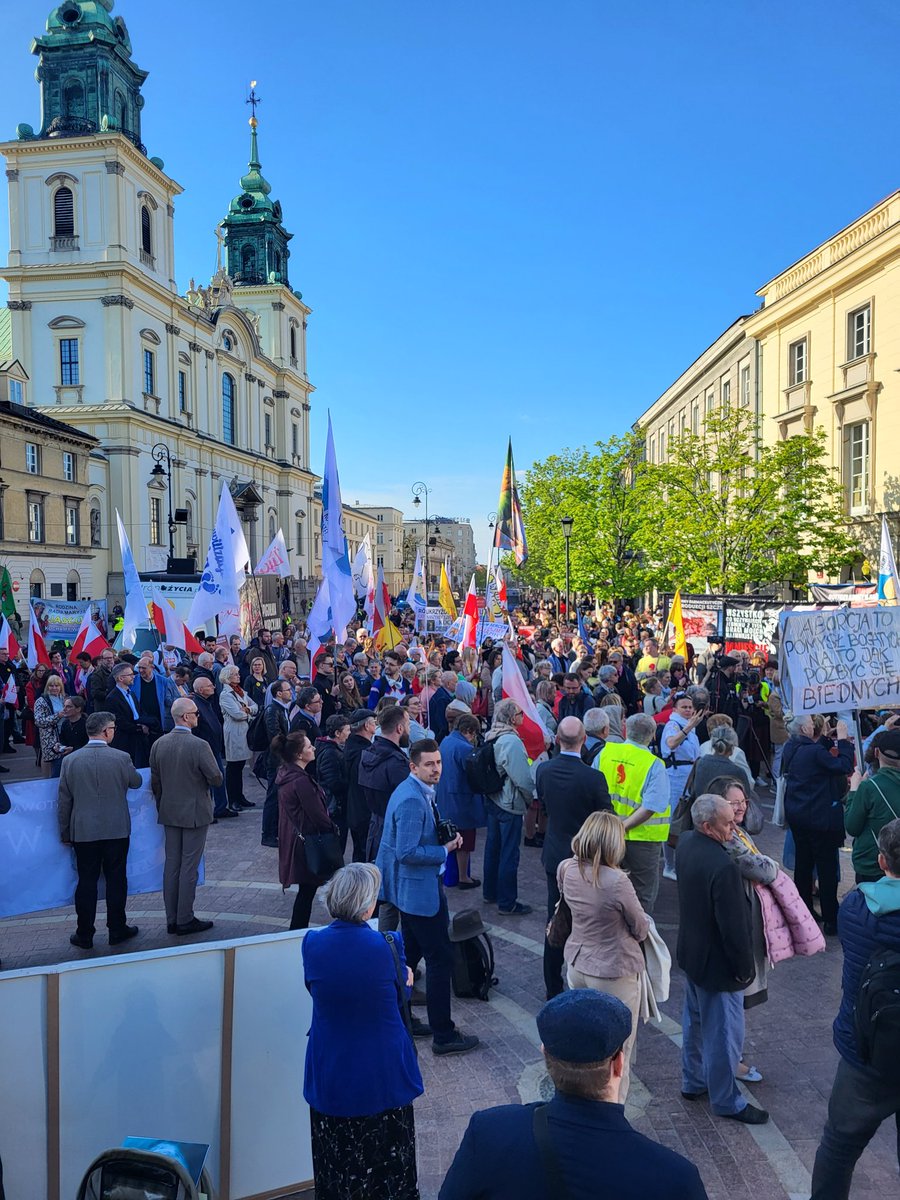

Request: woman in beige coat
left=557, top=810, right=650, bottom=1100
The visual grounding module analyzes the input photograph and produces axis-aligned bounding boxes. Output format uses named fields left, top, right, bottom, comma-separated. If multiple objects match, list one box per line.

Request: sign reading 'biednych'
left=779, top=606, right=900, bottom=714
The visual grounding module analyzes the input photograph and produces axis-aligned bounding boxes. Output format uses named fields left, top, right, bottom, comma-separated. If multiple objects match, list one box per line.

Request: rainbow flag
left=494, top=439, right=528, bottom=565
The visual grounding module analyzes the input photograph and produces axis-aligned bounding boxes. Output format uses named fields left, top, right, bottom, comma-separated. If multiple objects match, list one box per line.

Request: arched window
left=274, top=250, right=282, bottom=277
left=29, top=568, right=46, bottom=599
left=222, top=373, right=236, bottom=444
left=89, top=500, right=102, bottom=547
left=241, top=244, right=256, bottom=277
left=66, top=569, right=80, bottom=602
left=185, top=500, right=194, bottom=545
left=269, top=514, right=277, bottom=541
left=289, top=324, right=297, bottom=362
left=63, top=79, right=85, bottom=119
left=141, top=206, right=152, bottom=256
left=54, top=187, right=75, bottom=238
left=116, top=92, right=127, bottom=132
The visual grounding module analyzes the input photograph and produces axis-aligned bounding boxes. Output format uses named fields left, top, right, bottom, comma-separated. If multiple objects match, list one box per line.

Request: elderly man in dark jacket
left=344, top=708, right=376, bottom=863
left=358, top=704, right=410, bottom=929
left=811, top=818, right=900, bottom=1199
left=676, top=794, right=767, bottom=1125
left=782, top=715, right=855, bottom=935
left=315, top=713, right=350, bottom=844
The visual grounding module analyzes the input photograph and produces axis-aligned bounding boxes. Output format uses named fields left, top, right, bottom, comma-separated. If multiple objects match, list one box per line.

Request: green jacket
left=844, top=767, right=900, bottom=880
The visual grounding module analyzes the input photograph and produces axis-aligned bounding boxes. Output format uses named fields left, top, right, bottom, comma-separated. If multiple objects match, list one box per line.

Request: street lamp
left=412, top=481, right=431, bottom=598
left=560, top=516, right=574, bottom=624
left=149, top=443, right=187, bottom=571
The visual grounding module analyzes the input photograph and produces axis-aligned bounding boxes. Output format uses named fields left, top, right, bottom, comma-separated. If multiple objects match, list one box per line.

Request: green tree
left=643, top=405, right=855, bottom=593
left=515, top=433, right=657, bottom=599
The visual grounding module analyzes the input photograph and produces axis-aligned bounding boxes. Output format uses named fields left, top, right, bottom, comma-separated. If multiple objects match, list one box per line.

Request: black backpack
left=854, top=945, right=900, bottom=1075
left=451, top=930, right=498, bottom=1001
left=465, top=739, right=504, bottom=796
left=247, top=709, right=269, bottom=752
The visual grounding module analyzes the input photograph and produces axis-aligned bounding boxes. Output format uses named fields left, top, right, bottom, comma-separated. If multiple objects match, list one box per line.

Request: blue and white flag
left=188, top=483, right=249, bottom=634
left=577, top=608, right=593, bottom=649
left=878, top=514, right=899, bottom=602
left=116, top=509, right=149, bottom=648
left=321, top=413, right=357, bottom=640
left=409, top=549, right=427, bottom=614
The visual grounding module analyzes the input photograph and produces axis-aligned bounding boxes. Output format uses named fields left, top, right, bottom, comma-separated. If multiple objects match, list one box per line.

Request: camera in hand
left=436, top=818, right=459, bottom=844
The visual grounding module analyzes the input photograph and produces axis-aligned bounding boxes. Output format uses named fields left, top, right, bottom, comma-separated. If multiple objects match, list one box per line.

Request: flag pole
left=479, top=530, right=497, bottom=649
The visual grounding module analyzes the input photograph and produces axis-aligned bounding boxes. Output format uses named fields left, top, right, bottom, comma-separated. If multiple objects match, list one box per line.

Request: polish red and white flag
left=27, top=618, right=51, bottom=670
left=0, top=614, right=20, bottom=661
left=152, top=589, right=203, bottom=655
left=70, top=608, right=111, bottom=659
left=459, top=574, right=479, bottom=652
left=501, top=640, right=548, bottom=762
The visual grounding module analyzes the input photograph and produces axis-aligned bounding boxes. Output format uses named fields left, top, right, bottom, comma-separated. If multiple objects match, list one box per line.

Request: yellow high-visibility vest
left=598, top=741, right=670, bottom=842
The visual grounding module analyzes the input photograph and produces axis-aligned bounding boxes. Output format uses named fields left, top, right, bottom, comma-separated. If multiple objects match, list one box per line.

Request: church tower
left=222, top=85, right=293, bottom=288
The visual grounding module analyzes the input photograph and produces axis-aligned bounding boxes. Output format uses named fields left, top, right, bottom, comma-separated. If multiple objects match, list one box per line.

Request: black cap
left=536, top=989, right=632, bottom=1064
left=875, top=729, right=900, bottom=761
left=349, top=708, right=374, bottom=726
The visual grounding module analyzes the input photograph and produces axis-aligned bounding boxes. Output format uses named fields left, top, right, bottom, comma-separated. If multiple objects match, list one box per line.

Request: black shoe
left=12, top=734, right=25, bottom=744
left=69, top=933, right=93, bottom=950
left=0, top=765, right=9, bottom=773
left=261, top=836, right=279, bottom=848
left=410, top=987, right=428, bottom=1007
left=167, top=923, right=177, bottom=935
left=410, top=1016, right=433, bottom=1039
left=0, top=746, right=15, bottom=755
left=823, top=922, right=838, bottom=936
left=681, top=1089, right=707, bottom=1101
left=457, top=879, right=481, bottom=890
left=524, top=836, right=544, bottom=848
left=432, top=1032, right=480, bottom=1056
left=235, top=798, right=256, bottom=809
left=217, top=808, right=239, bottom=819
left=109, top=925, right=139, bottom=945
left=498, top=902, right=532, bottom=916
left=176, top=918, right=214, bottom=935
left=724, top=1105, right=769, bottom=1125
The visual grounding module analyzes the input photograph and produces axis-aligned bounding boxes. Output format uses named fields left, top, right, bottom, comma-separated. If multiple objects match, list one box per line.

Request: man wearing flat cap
left=845, top=729, right=900, bottom=883
left=440, top=990, right=708, bottom=1199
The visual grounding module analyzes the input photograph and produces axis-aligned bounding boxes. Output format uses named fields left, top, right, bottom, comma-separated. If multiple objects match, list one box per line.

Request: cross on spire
left=246, top=80, right=261, bottom=125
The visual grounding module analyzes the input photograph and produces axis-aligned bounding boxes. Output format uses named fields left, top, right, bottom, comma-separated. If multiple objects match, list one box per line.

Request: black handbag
left=297, top=828, right=343, bottom=878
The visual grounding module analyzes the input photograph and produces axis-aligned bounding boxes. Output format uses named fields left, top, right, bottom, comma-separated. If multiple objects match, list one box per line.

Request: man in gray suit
left=58, top=710, right=143, bottom=951
left=150, top=696, right=223, bottom=936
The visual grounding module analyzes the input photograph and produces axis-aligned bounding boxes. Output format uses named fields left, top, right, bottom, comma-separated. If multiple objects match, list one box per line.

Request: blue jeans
left=811, top=1057, right=900, bottom=1199
left=482, top=804, right=522, bottom=911
left=681, top=979, right=746, bottom=1115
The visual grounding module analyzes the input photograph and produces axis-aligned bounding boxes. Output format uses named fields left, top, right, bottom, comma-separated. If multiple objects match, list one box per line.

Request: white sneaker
left=662, top=865, right=677, bottom=882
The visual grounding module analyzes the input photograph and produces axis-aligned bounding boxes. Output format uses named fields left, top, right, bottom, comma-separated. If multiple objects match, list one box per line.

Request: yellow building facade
left=745, top=191, right=900, bottom=570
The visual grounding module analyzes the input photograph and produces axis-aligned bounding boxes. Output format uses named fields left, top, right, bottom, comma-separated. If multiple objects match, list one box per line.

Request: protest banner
left=240, top=575, right=283, bottom=642
left=443, top=616, right=510, bottom=644
left=0, top=771, right=203, bottom=918
left=725, top=599, right=782, bottom=657
left=778, top=605, right=900, bottom=715
left=139, top=579, right=198, bottom=627
left=29, top=598, right=109, bottom=644
left=663, top=594, right=724, bottom=653
left=416, top=605, right=452, bottom=635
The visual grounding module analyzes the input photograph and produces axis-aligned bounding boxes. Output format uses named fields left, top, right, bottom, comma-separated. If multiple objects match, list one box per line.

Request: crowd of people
left=3, top=595, right=900, bottom=1199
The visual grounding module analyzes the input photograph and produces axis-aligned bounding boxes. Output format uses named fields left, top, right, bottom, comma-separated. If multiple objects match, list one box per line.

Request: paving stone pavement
left=2, top=757, right=898, bottom=1199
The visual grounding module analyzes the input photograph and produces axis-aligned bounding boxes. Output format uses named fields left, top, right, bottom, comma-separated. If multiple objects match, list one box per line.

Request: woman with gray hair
left=301, top=862, right=424, bottom=1199
left=218, top=664, right=258, bottom=812
left=535, top=680, right=558, bottom=739
left=692, top=725, right=754, bottom=798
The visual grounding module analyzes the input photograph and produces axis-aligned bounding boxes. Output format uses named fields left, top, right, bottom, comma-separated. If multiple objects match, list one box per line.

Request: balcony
left=50, top=236, right=79, bottom=252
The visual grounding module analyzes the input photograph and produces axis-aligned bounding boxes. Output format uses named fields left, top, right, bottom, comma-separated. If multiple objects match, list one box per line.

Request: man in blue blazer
left=440, top=990, right=709, bottom=1200
left=376, top=738, right=480, bottom=1058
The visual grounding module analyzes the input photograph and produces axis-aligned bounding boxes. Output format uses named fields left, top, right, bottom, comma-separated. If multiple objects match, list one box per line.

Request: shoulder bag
left=383, top=931, right=417, bottom=1054
left=532, top=1104, right=572, bottom=1199
left=667, top=763, right=698, bottom=845
left=288, top=785, right=343, bottom=879
left=546, top=861, right=573, bottom=948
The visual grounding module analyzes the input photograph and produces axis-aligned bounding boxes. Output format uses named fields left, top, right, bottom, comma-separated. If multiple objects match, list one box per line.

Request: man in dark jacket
left=557, top=673, right=595, bottom=722
left=191, top=677, right=231, bottom=820
left=316, top=714, right=350, bottom=845
left=536, top=717, right=611, bottom=1000
left=428, top=672, right=457, bottom=742
left=261, top=680, right=294, bottom=847
left=243, top=630, right=278, bottom=684
left=782, top=715, right=855, bottom=934
left=358, top=704, right=410, bottom=928
left=606, top=649, right=639, bottom=715
left=440, top=989, right=708, bottom=1200
left=811, top=818, right=900, bottom=1199
left=345, top=708, right=376, bottom=863
left=675, top=794, right=767, bottom=1124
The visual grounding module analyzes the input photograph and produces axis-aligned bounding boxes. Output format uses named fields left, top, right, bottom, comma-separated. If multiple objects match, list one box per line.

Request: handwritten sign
left=778, top=606, right=900, bottom=714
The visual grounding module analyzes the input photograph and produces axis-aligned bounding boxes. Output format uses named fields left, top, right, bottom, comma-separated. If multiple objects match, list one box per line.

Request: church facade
left=0, top=0, right=320, bottom=611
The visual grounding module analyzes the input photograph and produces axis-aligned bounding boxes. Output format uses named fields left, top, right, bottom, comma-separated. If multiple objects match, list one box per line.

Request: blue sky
left=2, top=0, right=900, bottom=563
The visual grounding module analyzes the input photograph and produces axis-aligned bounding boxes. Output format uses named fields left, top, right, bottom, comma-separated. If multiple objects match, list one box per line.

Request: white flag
left=116, top=510, right=149, bottom=649
left=188, top=483, right=249, bottom=633
left=352, top=533, right=373, bottom=600
left=409, top=548, right=427, bottom=621
left=256, top=527, right=292, bottom=578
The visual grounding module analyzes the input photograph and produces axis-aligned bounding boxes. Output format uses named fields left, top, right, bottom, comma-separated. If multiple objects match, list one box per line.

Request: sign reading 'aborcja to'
left=779, top=606, right=900, bottom=714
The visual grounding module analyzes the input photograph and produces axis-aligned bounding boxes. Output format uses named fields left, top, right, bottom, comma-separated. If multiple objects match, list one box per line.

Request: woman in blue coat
left=302, top=862, right=423, bottom=1199
left=436, top=713, right=485, bottom=889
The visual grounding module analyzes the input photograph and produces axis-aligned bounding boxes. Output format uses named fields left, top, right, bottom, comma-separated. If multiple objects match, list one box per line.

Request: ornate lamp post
left=560, top=516, right=574, bottom=624
left=412, top=481, right=432, bottom=598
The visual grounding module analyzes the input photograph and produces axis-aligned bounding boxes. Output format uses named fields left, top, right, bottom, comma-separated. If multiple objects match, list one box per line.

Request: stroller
left=75, top=1145, right=214, bottom=1200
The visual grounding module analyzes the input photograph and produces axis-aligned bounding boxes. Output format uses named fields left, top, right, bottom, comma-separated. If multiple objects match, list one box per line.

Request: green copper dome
left=222, top=113, right=293, bottom=287
left=40, top=2, right=132, bottom=53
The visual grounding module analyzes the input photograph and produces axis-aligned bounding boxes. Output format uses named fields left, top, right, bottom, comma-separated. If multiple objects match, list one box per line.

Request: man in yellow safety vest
left=597, top=713, right=671, bottom=913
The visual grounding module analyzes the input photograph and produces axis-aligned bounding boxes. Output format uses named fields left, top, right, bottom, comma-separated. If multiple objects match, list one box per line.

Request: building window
left=30, top=569, right=45, bottom=599
left=178, top=370, right=187, bottom=413
left=269, top=514, right=276, bottom=541
left=25, top=443, right=41, bottom=474
left=377, top=555, right=384, bottom=567
left=846, top=422, right=870, bottom=515
left=848, top=305, right=871, bottom=361
left=141, top=206, right=153, bottom=256
left=185, top=501, right=194, bottom=546
left=721, top=377, right=731, bottom=406
left=376, top=531, right=384, bottom=545
left=691, top=401, right=699, bottom=433
left=264, top=412, right=273, bottom=448
left=62, top=451, right=75, bottom=482
left=28, top=499, right=44, bottom=543
left=60, top=338, right=80, bottom=385
left=143, top=348, right=155, bottom=395
left=789, top=338, right=807, bottom=385
left=8, top=379, right=23, bottom=405
left=149, top=496, right=162, bottom=545
left=241, top=244, right=256, bottom=277
left=222, top=333, right=234, bottom=352
left=90, top=500, right=102, bottom=547
left=222, top=373, right=235, bottom=444
left=647, top=436, right=655, bottom=464
left=291, top=422, right=299, bottom=456
left=295, top=520, right=304, bottom=555
left=740, top=363, right=751, bottom=406
left=53, top=187, right=75, bottom=238
left=289, top=325, right=297, bottom=364
left=705, top=389, right=715, bottom=414
left=65, top=505, right=80, bottom=546
left=658, top=431, right=666, bottom=461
